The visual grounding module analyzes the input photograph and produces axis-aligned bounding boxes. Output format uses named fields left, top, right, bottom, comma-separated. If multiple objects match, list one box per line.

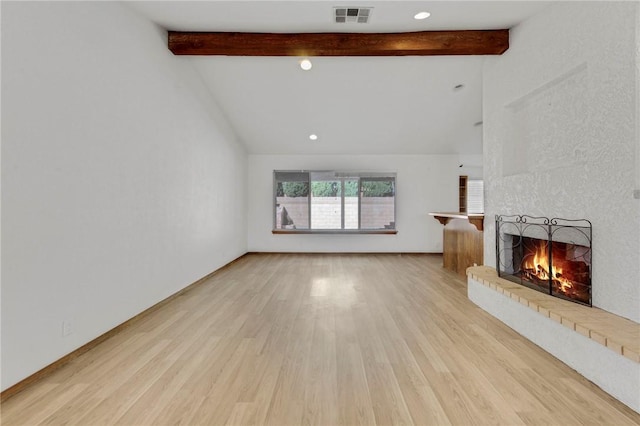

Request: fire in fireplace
left=496, top=215, right=592, bottom=306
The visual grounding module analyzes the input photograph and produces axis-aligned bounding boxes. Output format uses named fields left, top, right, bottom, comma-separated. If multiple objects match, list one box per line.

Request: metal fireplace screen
left=495, top=215, right=592, bottom=306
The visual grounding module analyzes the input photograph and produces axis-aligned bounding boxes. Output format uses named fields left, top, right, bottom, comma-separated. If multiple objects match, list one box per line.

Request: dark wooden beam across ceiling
left=168, top=30, right=509, bottom=56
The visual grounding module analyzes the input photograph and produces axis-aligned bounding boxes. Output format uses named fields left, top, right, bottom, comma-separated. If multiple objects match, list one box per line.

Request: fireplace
left=495, top=215, right=592, bottom=306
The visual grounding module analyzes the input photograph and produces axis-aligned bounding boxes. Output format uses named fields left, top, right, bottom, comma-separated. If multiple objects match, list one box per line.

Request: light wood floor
left=2, top=253, right=639, bottom=425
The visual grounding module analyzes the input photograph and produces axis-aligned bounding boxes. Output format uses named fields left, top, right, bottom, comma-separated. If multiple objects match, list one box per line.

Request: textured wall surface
left=483, top=2, right=640, bottom=322
left=637, top=2, right=640, bottom=195
left=1, top=2, right=247, bottom=390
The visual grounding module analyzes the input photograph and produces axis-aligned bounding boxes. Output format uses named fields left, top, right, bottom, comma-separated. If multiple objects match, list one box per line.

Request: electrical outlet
left=62, top=320, right=73, bottom=337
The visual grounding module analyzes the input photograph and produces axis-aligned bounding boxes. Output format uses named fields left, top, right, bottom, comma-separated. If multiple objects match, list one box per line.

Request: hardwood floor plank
left=2, top=253, right=639, bottom=425
left=1, top=383, right=88, bottom=426
left=335, top=328, right=377, bottom=425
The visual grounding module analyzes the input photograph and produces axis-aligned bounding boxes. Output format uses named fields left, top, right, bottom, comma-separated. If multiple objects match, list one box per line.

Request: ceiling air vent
left=334, top=7, right=372, bottom=24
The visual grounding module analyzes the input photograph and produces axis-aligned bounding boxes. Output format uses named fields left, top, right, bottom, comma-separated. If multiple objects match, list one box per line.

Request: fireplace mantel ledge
left=466, top=266, right=639, bottom=363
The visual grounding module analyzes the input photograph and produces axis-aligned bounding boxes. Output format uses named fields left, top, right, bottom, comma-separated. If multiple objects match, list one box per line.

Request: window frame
left=273, top=170, right=397, bottom=235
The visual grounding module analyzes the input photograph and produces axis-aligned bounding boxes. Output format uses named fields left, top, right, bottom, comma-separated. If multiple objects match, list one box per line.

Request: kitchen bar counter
left=430, top=212, right=484, bottom=275
left=429, top=212, right=484, bottom=231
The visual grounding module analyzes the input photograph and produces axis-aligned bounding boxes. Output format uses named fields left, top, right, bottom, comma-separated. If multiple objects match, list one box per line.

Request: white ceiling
left=128, top=1, right=552, bottom=155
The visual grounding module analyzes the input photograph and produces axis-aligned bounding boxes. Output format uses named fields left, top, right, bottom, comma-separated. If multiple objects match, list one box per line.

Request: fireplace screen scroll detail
left=495, top=215, right=592, bottom=306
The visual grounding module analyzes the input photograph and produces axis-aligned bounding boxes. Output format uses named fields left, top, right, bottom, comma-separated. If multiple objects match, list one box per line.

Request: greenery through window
left=274, top=171, right=396, bottom=233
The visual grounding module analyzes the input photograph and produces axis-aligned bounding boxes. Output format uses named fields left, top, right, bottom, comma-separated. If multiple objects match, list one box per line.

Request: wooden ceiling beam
left=168, top=30, right=509, bottom=56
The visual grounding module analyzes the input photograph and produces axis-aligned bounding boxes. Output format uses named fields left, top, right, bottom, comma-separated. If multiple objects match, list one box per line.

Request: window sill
left=272, top=229, right=397, bottom=235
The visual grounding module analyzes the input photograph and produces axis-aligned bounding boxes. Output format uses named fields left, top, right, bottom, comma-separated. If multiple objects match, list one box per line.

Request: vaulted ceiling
left=128, top=1, right=552, bottom=155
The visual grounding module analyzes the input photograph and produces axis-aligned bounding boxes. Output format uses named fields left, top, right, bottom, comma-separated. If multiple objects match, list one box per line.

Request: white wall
left=458, top=153, right=484, bottom=180
left=1, top=1, right=247, bottom=390
left=483, top=2, right=640, bottom=322
left=248, top=154, right=463, bottom=252
left=636, top=1, right=640, bottom=197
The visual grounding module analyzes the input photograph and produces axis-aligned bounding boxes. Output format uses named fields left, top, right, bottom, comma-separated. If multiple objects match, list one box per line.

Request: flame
left=523, top=242, right=573, bottom=294
left=523, top=243, right=550, bottom=278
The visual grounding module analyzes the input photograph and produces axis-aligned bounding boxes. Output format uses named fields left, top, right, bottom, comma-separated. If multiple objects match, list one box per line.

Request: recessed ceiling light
left=414, top=11, right=431, bottom=20
left=309, top=134, right=318, bottom=141
left=300, top=59, right=312, bottom=71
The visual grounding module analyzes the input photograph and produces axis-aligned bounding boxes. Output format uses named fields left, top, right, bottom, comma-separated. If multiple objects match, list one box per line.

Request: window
left=274, top=171, right=396, bottom=234
left=466, top=179, right=484, bottom=214
left=274, top=171, right=310, bottom=230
